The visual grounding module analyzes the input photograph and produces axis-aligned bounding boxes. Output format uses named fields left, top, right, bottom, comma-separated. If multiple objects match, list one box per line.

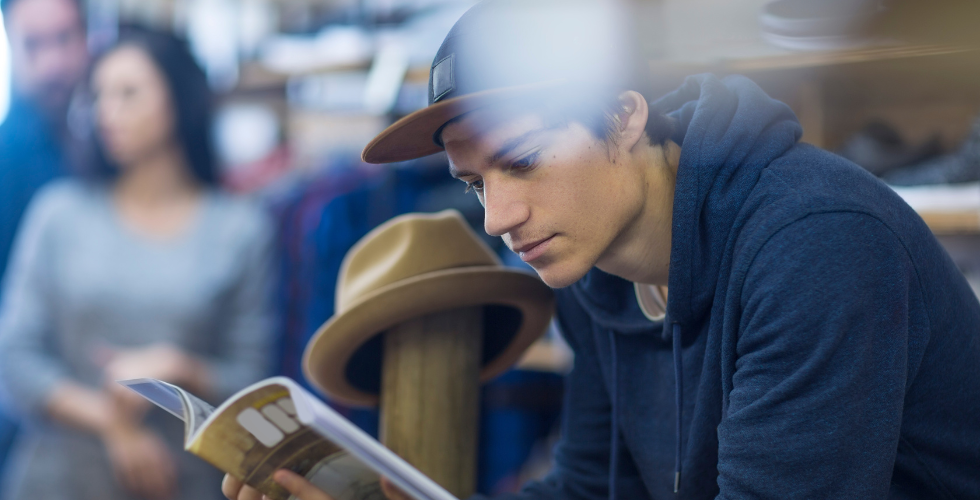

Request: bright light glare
left=0, top=9, right=9, bottom=122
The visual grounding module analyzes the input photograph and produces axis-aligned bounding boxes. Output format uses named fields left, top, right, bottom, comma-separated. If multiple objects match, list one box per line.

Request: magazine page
left=283, top=379, right=460, bottom=500
left=119, top=378, right=217, bottom=442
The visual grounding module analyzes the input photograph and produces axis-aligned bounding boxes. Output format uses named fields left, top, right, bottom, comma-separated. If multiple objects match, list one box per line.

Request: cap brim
left=361, top=81, right=565, bottom=164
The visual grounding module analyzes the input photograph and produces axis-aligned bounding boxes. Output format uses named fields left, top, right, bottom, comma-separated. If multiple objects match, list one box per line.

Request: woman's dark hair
left=89, top=26, right=218, bottom=186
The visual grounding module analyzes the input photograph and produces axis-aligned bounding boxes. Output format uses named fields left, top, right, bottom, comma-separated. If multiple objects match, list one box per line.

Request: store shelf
left=918, top=211, right=980, bottom=235
left=721, top=43, right=979, bottom=72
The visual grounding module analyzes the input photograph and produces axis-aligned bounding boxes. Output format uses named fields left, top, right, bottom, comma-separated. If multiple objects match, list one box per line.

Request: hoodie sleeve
left=473, top=289, right=614, bottom=500
left=717, top=211, right=913, bottom=499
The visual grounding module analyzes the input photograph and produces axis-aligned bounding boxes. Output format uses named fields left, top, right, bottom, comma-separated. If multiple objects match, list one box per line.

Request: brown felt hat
left=302, top=209, right=555, bottom=406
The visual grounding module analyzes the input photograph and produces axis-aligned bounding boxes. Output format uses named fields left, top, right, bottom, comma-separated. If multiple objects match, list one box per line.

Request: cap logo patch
left=431, top=54, right=455, bottom=102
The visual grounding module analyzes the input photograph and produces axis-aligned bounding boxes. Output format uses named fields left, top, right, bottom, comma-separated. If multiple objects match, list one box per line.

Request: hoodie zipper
left=608, top=330, right=621, bottom=500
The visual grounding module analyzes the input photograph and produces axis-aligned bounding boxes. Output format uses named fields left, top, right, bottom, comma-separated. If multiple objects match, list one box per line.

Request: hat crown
left=427, top=0, right=639, bottom=106
left=337, top=210, right=500, bottom=312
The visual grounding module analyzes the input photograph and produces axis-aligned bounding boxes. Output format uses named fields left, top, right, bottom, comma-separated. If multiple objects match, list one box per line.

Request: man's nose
left=483, top=178, right=529, bottom=238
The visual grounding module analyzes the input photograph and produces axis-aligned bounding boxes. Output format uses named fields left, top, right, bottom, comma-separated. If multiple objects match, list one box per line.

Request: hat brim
left=361, top=81, right=565, bottom=164
left=302, top=266, right=554, bottom=406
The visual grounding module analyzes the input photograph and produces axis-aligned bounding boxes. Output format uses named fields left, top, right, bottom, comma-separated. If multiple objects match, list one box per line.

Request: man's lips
left=512, top=235, right=556, bottom=263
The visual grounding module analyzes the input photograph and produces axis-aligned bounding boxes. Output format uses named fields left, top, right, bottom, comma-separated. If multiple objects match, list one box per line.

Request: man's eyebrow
left=448, top=128, right=545, bottom=179
left=488, top=129, right=544, bottom=165
left=448, top=162, right=474, bottom=179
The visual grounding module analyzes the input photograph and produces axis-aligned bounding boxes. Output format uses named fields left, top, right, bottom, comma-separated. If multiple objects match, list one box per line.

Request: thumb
left=380, top=477, right=413, bottom=500
left=273, top=469, right=335, bottom=500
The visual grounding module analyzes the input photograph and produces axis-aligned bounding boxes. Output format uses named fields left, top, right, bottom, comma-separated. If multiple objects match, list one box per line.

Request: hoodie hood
left=571, top=74, right=802, bottom=341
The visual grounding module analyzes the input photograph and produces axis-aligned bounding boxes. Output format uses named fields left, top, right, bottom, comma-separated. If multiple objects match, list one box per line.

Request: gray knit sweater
left=0, top=180, right=275, bottom=500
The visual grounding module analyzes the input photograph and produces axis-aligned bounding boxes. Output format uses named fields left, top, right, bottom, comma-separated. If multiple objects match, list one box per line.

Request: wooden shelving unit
left=918, top=211, right=980, bottom=235
left=646, top=36, right=980, bottom=235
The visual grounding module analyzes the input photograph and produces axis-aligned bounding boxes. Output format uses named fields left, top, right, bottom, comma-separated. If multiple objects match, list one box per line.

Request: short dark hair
left=438, top=86, right=675, bottom=151
left=89, top=26, right=218, bottom=186
left=554, top=91, right=676, bottom=148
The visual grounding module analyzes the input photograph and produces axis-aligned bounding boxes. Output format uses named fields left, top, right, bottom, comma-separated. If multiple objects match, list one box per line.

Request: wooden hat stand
left=382, top=306, right=484, bottom=497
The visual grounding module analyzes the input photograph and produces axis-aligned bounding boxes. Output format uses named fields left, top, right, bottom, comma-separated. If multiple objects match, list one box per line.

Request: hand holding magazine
left=120, top=377, right=460, bottom=500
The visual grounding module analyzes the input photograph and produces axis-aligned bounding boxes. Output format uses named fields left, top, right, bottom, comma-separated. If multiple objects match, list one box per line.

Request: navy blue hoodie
left=493, top=75, right=980, bottom=499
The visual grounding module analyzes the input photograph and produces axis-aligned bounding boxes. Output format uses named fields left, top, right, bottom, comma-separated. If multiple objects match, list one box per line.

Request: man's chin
left=530, top=261, right=590, bottom=289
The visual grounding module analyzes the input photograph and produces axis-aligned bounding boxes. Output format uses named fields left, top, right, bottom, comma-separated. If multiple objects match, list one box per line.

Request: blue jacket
left=0, top=98, right=65, bottom=289
left=503, top=75, right=980, bottom=499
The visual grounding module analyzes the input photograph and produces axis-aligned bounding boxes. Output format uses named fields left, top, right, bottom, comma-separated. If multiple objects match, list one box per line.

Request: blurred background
left=0, top=0, right=977, bottom=499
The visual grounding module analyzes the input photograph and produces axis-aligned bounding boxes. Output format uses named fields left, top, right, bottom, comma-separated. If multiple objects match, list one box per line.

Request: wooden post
left=379, top=306, right=483, bottom=498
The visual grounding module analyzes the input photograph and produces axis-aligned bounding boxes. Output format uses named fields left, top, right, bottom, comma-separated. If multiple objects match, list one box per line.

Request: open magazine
left=119, top=377, right=460, bottom=500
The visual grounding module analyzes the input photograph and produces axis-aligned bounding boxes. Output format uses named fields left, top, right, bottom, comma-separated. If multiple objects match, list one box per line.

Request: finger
left=226, top=479, right=264, bottom=500
left=120, top=447, right=148, bottom=498
left=147, top=445, right=177, bottom=500
left=113, top=452, right=141, bottom=497
left=380, top=477, right=413, bottom=500
left=108, top=462, right=128, bottom=495
left=238, top=484, right=265, bottom=500
left=273, top=469, right=335, bottom=500
left=222, top=474, right=244, bottom=499
left=143, top=470, right=170, bottom=500
left=134, top=436, right=171, bottom=500
left=131, top=453, right=157, bottom=499
left=156, top=439, right=178, bottom=499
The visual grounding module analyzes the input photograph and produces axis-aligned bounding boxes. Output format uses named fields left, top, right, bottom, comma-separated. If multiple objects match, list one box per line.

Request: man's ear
left=615, top=90, right=649, bottom=153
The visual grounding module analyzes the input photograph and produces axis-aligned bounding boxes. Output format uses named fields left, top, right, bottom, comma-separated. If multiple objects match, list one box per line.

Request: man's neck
left=596, top=140, right=681, bottom=286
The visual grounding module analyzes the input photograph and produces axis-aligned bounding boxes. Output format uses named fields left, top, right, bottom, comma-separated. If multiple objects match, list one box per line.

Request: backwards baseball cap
left=361, top=0, right=642, bottom=164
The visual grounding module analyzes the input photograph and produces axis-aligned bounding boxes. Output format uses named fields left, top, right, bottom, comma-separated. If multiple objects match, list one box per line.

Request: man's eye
left=463, top=179, right=484, bottom=194
left=510, top=150, right=541, bottom=171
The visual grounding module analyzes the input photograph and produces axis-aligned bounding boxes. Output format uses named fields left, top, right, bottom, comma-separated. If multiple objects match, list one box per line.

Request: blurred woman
left=0, top=28, right=274, bottom=500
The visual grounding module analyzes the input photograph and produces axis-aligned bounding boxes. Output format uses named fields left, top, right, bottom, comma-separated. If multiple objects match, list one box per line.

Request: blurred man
left=0, top=0, right=88, bottom=286
left=0, top=0, right=87, bottom=484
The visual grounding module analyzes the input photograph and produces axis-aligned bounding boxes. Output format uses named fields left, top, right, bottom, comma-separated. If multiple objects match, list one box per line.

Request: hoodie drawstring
left=672, top=322, right=684, bottom=494
left=610, top=323, right=683, bottom=497
left=608, top=330, right=620, bottom=500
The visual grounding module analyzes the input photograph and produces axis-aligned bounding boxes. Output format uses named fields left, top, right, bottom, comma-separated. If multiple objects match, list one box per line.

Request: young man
left=225, top=0, right=980, bottom=498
